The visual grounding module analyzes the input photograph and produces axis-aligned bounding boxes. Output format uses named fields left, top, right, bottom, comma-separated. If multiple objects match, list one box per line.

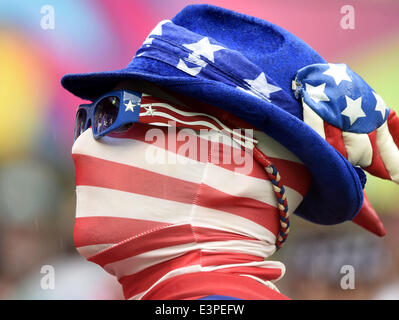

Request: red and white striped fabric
left=303, top=100, right=399, bottom=184
left=71, top=93, right=312, bottom=299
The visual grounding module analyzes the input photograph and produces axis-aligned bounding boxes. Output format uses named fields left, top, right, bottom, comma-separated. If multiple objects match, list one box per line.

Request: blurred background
left=0, top=0, right=398, bottom=299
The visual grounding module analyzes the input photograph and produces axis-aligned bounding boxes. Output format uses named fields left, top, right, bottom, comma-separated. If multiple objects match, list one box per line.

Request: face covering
left=72, top=120, right=311, bottom=300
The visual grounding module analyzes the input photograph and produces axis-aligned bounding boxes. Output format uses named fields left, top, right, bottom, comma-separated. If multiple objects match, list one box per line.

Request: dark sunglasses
left=73, top=90, right=143, bottom=141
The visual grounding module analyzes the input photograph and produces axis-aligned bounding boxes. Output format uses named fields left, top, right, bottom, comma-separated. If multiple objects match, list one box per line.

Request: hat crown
left=133, top=18, right=294, bottom=107
left=171, top=4, right=325, bottom=101
left=130, top=4, right=327, bottom=119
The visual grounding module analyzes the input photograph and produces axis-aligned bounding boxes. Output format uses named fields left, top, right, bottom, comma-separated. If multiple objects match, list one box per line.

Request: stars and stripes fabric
left=293, top=63, right=399, bottom=185
left=134, top=93, right=257, bottom=150
left=71, top=94, right=311, bottom=300
left=62, top=5, right=371, bottom=227
left=135, top=20, right=294, bottom=108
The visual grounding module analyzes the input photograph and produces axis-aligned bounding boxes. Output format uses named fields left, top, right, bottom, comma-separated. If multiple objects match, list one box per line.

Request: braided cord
left=264, top=164, right=290, bottom=249
left=253, top=147, right=290, bottom=250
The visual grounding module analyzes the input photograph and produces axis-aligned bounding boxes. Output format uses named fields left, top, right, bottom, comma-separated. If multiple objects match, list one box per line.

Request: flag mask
left=62, top=4, right=397, bottom=226
left=71, top=122, right=297, bottom=299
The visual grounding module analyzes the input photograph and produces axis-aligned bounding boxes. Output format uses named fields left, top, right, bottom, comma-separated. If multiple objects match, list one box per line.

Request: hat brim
left=62, top=69, right=363, bottom=225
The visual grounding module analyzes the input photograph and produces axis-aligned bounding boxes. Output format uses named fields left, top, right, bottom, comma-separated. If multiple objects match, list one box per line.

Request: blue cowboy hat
left=61, top=4, right=365, bottom=225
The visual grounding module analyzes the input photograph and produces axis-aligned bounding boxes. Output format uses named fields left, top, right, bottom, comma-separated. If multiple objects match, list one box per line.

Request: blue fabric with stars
left=135, top=20, right=296, bottom=111
left=294, top=63, right=389, bottom=133
left=61, top=4, right=368, bottom=226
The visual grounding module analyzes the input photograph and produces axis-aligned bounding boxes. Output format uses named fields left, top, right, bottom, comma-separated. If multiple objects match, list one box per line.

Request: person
left=62, top=4, right=399, bottom=299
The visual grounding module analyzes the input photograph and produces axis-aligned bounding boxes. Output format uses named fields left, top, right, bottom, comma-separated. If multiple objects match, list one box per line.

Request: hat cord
left=253, top=147, right=290, bottom=250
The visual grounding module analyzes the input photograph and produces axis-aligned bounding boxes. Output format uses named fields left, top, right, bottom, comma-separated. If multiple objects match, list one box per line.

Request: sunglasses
left=73, top=90, right=143, bottom=141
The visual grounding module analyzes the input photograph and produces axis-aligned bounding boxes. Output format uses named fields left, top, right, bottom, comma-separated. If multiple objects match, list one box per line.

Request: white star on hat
left=176, top=58, right=202, bottom=76
left=124, top=100, right=137, bottom=112
left=373, top=91, right=388, bottom=119
left=185, top=53, right=208, bottom=68
left=183, top=37, right=225, bottom=63
left=305, top=83, right=330, bottom=104
left=142, top=20, right=171, bottom=46
left=243, top=72, right=281, bottom=101
left=323, top=63, right=352, bottom=86
left=341, top=96, right=366, bottom=125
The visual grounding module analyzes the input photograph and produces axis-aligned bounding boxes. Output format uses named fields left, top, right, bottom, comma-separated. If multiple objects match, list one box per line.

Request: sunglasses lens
left=74, top=109, right=87, bottom=141
left=94, top=96, right=120, bottom=135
